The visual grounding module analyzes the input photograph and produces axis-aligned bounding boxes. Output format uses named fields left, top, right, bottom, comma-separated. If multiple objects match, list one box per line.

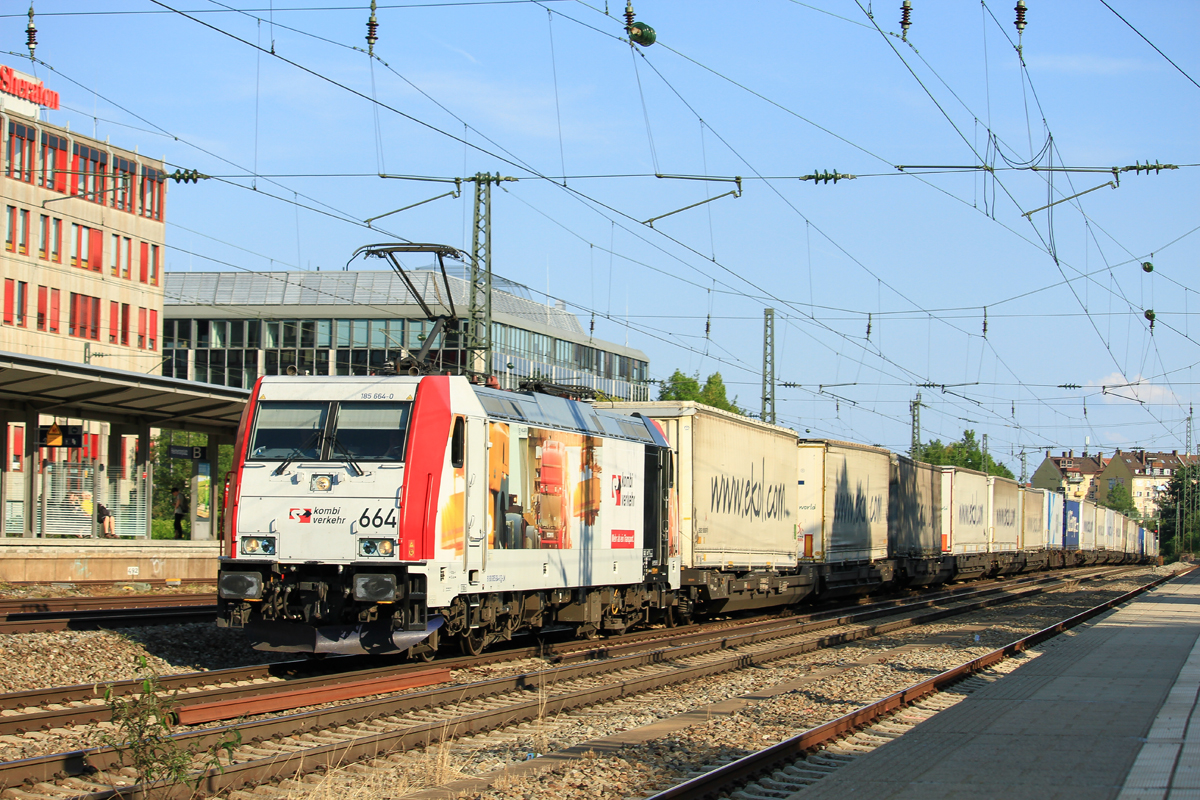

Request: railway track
left=0, top=565, right=1142, bottom=799
left=642, top=567, right=1188, bottom=800
left=0, top=594, right=217, bottom=634
left=0, top=566, right=1124, bottom=742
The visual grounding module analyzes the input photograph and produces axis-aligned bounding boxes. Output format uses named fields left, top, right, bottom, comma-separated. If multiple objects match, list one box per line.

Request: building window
left=149, top=309, right=158, bottom=351
left=109, top=301, right=119, bottom=344
left=139, top=241, right=149, bottom=283
left=14, top=281, right=27, bottom=327
left=68, top=293, right=101, bottom=340
left=6, top=121, right=35, bottom=184
left=16, top=208, right=29, bottom=255
left=150, top=244, right=160, bottom=286
left=140, top=167, right=164, bottom=220
left=112, top=156, right=136, bottom=211
left=40, top=132, right=67, bottom=192
left=120, top=303, right=130, bottom=346
left=36, top=286, right=47, bottom=331
left=137, top=307, right=147, bottom=349
left=4, top=206, right=13, bottom=252
left=48, top=289, right=59, bottom=333
left=49, top=218, right=61, bottom=263
left=2, top=279, right=13, bottom=325
left=73, top=143, right=107, bottom=202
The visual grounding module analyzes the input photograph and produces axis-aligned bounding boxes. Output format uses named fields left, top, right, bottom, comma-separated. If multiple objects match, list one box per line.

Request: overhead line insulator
left=800, top=170, right=856, bottom=185
left=900, top=0, right=912, bottom=41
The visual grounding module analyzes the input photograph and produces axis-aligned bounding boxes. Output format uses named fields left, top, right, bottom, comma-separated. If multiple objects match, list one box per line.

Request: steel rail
left=0, top=606, right=217, bottom=634
left=644, top=567, right=1191, bottom=800
left=0, top=567, right=1135, bottom=797
left=0, top=594, right=217, bottom=618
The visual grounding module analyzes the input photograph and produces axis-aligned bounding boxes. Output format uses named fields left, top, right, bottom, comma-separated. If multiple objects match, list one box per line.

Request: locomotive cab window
left=332, top=401, right=412, bottom=461
left=450, top=417, right=465, bottom=468
left=250, top=402, right=329, bottom=459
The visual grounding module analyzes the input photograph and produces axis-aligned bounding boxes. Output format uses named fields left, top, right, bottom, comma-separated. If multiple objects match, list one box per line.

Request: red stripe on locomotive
left=397, top=375, right=452, bottom=561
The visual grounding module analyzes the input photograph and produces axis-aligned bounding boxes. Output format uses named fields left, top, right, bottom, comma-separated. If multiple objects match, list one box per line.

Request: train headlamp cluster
left=353, top=573, right=397, bottom=602
left=240, top=536, right=277, bottom=556
left=358, top=538, right=395, bottom=558
left=218, top=571, right=263, bottom=600
left=310, top=474, right=334, bottom=492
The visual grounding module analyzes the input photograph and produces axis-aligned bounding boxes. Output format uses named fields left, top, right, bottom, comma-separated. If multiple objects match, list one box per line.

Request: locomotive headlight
left=311, top=474, right=334, bottom=491
left=358, top=538, right=395, bottom=558
left=353, top=573, right=397, bottom=602
left=219, top=571, right=263, bottom=600
left=241, top=537, right=276, bottom=556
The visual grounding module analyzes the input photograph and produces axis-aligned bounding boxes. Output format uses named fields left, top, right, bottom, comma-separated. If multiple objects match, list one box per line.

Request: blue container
left=1063, top=500, right=1081, bottom=550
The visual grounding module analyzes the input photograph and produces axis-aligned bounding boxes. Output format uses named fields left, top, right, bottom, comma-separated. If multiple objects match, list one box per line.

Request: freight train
left=216, top=375, right=1158, bottom=658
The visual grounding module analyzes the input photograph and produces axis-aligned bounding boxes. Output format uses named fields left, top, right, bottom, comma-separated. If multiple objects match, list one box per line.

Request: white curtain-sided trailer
left=1021, top=487, right=1048, bottom=550
left=989, top=476, right=1022, bottom=553
left=796, top=440, right=891, bottom=565
left=889, top=455, right=941, bottom=559
left=600, top=402, right=801, bottom=570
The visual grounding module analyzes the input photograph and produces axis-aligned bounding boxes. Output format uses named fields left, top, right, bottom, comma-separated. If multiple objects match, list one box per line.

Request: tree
left=1156, top=462, right=1200, bottom=558
left=151, top=431, right=233, bottom=531
left=1100, top=482, right=1138, bottom=518
left=913, top=430, right=1015, bottom=479
left=658, top=370, right=743, bottom=415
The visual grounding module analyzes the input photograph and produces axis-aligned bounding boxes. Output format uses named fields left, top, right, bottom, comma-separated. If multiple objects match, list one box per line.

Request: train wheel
left=663, top=605, right=677, bottom=628
left=459, top=628, right=487, bottom=657
left=413, top=628, right=439, bottom=662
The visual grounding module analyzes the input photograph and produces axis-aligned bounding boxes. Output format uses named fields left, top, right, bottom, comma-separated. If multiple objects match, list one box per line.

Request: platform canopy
left=0, top=350, right=248, bottom=436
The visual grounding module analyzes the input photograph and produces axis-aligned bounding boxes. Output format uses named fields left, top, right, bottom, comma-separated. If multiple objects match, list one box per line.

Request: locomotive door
left=464, top=416, right=486, bottom=583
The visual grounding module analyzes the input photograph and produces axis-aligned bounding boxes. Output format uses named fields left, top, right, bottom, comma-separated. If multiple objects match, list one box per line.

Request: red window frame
left=149, top=309, right=158, bottom=351
left=137, top=307, right=147, bottom=349
left=120, top=303, right=130, bottom=346
left=6, top=122, right=35, bottom=184
left=72, top=144, right=108, bottom=203
left=4, top=206, right=13, bottom=252
left=88, top=227, right=103, bottom=273
left=109, top=301, right=119, bottom=343
left=49, top=289, right=60, bottom=333
left=37, top=286, right=47, bottom=331
left=41, top=132, right=68, bottom=193
left=15, top=281, right=27, bottom=327
left=139, top=241, right=149, bottom=283
left=2, top=279, right=12, bottom=325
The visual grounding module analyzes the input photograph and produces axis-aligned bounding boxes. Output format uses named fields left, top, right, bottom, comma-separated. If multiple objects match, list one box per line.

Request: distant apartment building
left=163, top=269, right=652, bottom=401
left=1030, top=450, right=1107, bottom=502
left=1095, top=450, right=1197, bottom=521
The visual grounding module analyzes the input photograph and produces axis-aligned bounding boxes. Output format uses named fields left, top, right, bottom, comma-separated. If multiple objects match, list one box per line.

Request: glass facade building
left=163, top=270, right=651, bottom=400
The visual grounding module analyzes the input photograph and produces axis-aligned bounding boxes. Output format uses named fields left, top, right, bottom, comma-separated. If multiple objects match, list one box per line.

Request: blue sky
left=4, top=1, right=1197, bottom=472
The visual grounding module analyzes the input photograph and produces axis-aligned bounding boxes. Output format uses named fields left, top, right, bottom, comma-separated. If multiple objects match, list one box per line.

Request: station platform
left=792, top=568, right=1200, bottom=800
left=0, top=538, right=218, bottom=584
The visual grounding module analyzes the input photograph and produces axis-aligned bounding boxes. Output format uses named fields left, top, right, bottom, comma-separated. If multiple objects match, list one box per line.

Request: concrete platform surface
left=790, top=569, right=1200, bottom=800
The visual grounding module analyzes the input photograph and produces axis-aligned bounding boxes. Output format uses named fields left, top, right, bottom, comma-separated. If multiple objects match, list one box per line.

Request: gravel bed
left=287, top=564, right=1181, bottom=800
left=0, top=564, right=1180, bottom=798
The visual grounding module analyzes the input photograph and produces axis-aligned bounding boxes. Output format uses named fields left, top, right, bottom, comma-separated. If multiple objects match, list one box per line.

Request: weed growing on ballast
left=98, top=656, right=241, bottom=798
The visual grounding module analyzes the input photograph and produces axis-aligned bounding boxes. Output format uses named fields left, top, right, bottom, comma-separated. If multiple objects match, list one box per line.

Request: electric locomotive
left=217, top=374, right=679, bottom=657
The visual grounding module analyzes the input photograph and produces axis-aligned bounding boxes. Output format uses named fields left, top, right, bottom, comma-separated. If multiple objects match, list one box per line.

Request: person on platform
left=96, top=501, right=115, bottom=538
left=171, top=487, right=188, bottom=539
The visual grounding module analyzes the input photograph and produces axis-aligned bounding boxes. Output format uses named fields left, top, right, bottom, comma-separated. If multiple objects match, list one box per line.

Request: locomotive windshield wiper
left=272, top=430, right=324, bottom=476
left=326, top=435, right=365, bottom=477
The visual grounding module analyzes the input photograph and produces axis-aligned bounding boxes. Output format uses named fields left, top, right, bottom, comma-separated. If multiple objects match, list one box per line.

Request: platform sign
left=39, top=424, right=82, bottom=447
left=169, top=445, right=209, bottom=460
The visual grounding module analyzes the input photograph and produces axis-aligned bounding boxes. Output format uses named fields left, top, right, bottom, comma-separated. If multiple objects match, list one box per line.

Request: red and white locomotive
left=217, top=374, right=679, bottom=657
